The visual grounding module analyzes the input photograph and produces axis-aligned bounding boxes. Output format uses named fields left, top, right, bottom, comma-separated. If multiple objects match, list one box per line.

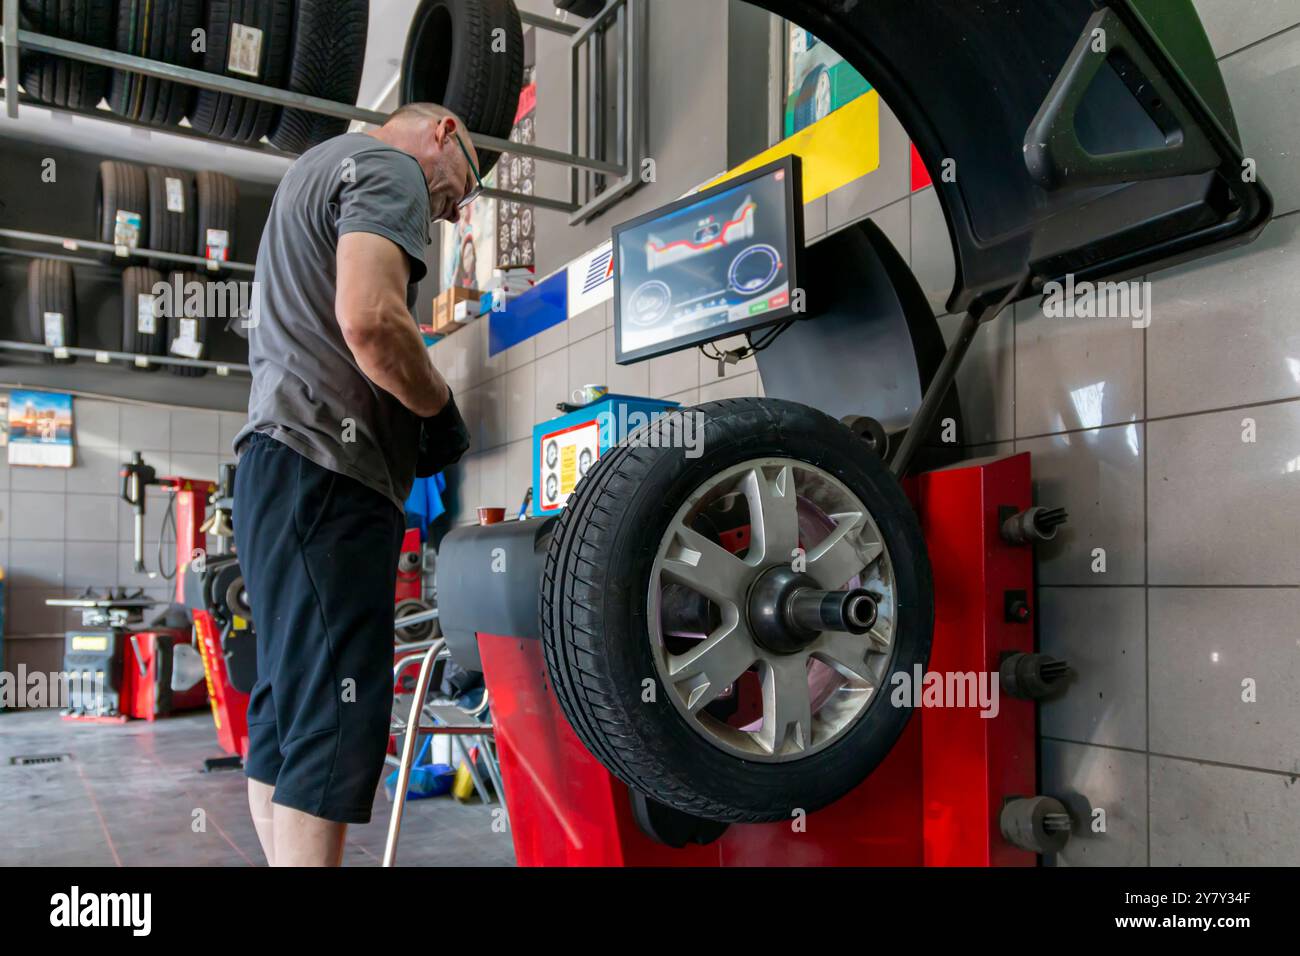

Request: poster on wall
left=784, top=26, right=872, bottom=137
left=0, top=394, right=9, bottom=446
left=496, top=67, right=537, bottom=271
left=440, top=173, right=498, bottom=293
left=7, top=390, right=74, bottom=467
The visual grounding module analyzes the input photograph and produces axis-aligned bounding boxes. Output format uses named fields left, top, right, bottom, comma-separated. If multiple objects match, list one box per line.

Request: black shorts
left=233, top=433, right=405, bottom=824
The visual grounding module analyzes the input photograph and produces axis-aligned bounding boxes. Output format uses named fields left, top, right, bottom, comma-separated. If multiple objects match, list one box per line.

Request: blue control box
left=532, top=395, right=680, bottom=517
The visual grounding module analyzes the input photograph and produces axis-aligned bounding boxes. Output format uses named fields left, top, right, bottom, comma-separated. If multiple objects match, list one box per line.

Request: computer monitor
left=612, top=155, right=804, bottom=365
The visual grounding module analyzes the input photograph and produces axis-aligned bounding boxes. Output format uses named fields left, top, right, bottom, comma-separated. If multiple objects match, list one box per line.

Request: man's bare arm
left=336, top=231, right=449, bottom=418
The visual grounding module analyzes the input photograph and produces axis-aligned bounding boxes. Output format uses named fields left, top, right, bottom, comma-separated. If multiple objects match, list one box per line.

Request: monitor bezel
left=612, top=154, right=805, bottom=366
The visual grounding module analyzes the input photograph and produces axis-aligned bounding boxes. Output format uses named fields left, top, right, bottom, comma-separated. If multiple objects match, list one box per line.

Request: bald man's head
left=372, top=103, right=482, bottom=224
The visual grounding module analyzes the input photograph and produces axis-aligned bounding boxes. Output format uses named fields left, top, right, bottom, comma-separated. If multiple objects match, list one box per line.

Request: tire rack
left=1, top=0, right=649, bottom=223
left=0, top=226, right=253, bottom=375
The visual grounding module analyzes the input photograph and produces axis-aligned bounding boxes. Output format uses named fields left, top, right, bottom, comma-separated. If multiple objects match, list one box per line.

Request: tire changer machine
left=54, top=454, right=258, bottom=770
left=395, top=0, right=1275, bottom=866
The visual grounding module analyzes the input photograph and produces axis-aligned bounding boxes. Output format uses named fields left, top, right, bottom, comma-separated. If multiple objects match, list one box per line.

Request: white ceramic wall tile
left=170, top=409, right=219, bottom=454
left=533, top=320, right=567, bottom=359
left=1146, top=213, right=1300, bottom=418
left=649, top=349, right=699, bottom=398
left=6, top=540, right=64, bottom=588
left=1147, top=401, right=1300, bottom=585
left=939, top=308, right=1014, bottom=445
left=1150, top=587, right=1300, bottom=772
left=1041, top=740, right=1148, bottom=866
left=606, top=333, right=651, bottom=396
left=699, top=372, right=760, bottom=403
left=505, top=360, right=537, bottom=443
left=64, top=495, right=119, bottom=544
left=1015, top=297, right=1145, bottom=438
left=533, top=348, right=568, bottom=421
left=477, top=375, right=508, bottom=450
left=1039, top=587, right=1147, bottom=751
left=119, top=405, right=171, bottom=453
left=568, top=300, right=609, bottom=343
left=567, top=330, right=608, bottom=399
left=1018, top=425, right=1146, bottom=586
left=9, top=492, right=67, bottom=542
left=1149, top=757, right=1300, bottom=865
left=1220, top=27, right=1300, bottom=215
left=9, top=462, right=66, bottom=493
left=503, top=334, right=536, bottom=371
left=910, top=186, right=955, bottom=316
left=1193, top=0, right=1300, bottom=57
left=505, top=439, right=533, bottom=513
left=478, top=446, right=508, bottom=511
left=825, top=102, right=911, bottom=232
left=73, top=399, right=120, bottom=449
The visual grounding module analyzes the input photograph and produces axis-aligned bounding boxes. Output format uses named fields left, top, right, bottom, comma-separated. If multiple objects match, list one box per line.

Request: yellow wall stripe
left=702, top=90, right=881, bottom=204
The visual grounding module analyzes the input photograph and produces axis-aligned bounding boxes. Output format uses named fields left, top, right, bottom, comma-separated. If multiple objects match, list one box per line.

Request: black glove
left=415, top=390, right=471, bottom=478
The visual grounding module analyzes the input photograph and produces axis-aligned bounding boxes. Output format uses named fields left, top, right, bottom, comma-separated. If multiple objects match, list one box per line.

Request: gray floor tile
left=1149, top=756, right=1300, bottom=865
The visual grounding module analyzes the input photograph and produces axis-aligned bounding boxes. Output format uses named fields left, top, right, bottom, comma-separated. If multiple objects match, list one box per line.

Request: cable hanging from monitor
left=698, top=320, right=793, bottom=376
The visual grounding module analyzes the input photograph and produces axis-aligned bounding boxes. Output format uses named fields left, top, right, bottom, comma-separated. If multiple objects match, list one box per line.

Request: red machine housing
left=477, top=453, right=1038, bottom=866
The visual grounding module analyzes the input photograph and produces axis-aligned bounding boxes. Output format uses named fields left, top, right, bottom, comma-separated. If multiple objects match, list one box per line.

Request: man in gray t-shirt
left=232, top=103, right=477, bottom=866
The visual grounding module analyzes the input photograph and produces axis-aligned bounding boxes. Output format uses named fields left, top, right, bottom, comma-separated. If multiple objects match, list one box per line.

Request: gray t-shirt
left=235, top=132, right=431, bottom=512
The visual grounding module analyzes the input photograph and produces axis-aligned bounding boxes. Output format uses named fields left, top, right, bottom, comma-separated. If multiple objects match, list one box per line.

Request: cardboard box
left=433, top=286, right=482, bottom=334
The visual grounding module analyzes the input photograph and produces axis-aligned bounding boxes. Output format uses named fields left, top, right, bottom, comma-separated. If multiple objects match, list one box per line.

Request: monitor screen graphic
left=613, top=156, right=803, bottom=364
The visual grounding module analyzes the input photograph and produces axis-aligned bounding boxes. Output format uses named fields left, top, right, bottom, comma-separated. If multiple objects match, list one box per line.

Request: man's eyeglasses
left=454, top=132, right=484, bottom=210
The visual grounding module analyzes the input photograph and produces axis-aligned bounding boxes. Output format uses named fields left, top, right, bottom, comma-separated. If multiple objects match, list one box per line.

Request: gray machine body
left=435, top=517, right=554, bottom=671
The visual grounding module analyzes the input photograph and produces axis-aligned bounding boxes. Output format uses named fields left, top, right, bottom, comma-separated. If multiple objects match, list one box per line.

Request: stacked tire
left=146, top=166, right=197, bottom=269
left=190, top=0, right=295, bottom=145
left=95, top=160, right=150, bottom=263
left=108, top=0, right=205, bottom=127
left=10, top=0, right=114, bottom=110
left=268, top=0, right=371, bottom=153
left=164, top=271, right=213, bottom=378
left=400, top=0, right=525, bottom=174
left=122, top=266, right=168, bottom=369
left=26, top=258, right=78, bottom=363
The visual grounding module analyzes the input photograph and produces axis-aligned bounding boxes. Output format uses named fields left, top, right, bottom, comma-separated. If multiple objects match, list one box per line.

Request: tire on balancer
left=540, top=398, right=935, bottom=823
left=267, top=0, right=370, bottom=154
left=27, top=258, right=77, bottom=364
left=400, top=0, right=524, bottom=175
left=191, top=0, right=294, bottom=145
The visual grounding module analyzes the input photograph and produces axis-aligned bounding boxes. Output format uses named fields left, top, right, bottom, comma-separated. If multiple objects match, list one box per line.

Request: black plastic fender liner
left=751, top=0, right=1271, bottom=315
left=434, top=517, right=556, bottom=671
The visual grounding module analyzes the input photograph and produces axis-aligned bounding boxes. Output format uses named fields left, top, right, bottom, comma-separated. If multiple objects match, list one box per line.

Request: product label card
left=137, top=294, right=158, bottom=335
left=165, top=176, right=185, bottom=213
left=114, top=210, right=142, bottom=248
left=42, top=311, right=64, bottom=348
left=228, top=24, right=264, bottom=78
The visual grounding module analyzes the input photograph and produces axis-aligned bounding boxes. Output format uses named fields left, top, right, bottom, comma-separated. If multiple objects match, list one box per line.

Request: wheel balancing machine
left=431, top=157, right=1073, bottom=865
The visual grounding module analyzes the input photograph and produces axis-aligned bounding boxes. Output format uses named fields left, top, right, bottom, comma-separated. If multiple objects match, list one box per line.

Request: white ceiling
left=0, top=0, right=423, bottom=184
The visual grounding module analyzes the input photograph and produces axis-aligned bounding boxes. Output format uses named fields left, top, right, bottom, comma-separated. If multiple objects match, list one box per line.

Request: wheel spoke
left=806, top=511, right=881, bottom=589
left=661, top=523, right=751, bottom=606
left=758, top=659, right=813, bottom=756
left=812, top=631, right=878, bottom=686
left=667, top=624, right=757, bottom=712
left=744, top=464, right=800, bottom=565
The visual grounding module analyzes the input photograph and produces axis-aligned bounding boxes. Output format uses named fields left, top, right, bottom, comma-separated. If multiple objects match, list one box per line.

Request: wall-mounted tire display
left=540, top=398, right=934, bottom=823
left=400, top=0, right=524, bottom=175
left=267, top=0, right=371, bottom=154
left=554, top=0, right=606, bottom=18
left=95, top=160, right=150, bottom=264
left=164, top=271, right=211, bottom=377
left=190, top=0, right=293, bottom=145
left=145, top=166, right=196, bottom=270
left=121, top=266, right=167, bottom=369
left=26, top=258, right=77, bottom=364
left=108, top=0, right=204, bottom=127
left=11, top=0, right=114, bottom=110
left=194, top=170, right=238, bottom=265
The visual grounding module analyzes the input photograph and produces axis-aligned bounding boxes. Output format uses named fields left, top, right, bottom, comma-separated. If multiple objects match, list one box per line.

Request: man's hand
left=336, top=231, right=449, bottom=418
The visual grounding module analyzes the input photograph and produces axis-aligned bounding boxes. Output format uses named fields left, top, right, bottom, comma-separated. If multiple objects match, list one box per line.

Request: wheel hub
left=747, top=566, right=878, bottom=655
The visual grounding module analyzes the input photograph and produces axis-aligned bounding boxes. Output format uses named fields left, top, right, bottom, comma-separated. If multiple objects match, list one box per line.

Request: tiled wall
left=1, top=396, right=244, bottom=676
left=431, top=3, right=1300, bottom=864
